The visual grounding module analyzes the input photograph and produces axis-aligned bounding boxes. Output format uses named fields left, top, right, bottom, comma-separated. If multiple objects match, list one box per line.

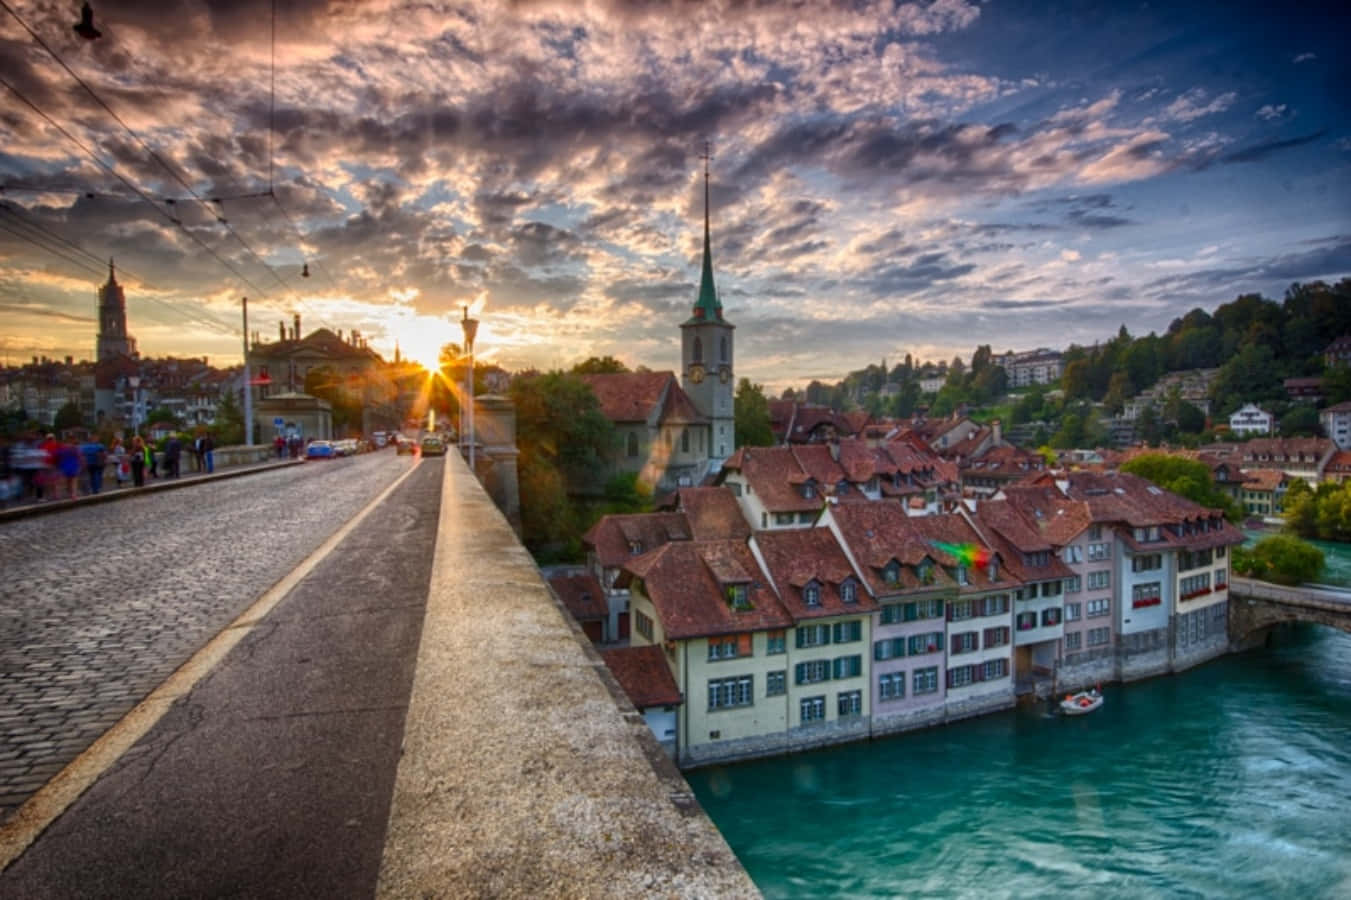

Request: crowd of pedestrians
left=0, top=430, right=217, bottom=507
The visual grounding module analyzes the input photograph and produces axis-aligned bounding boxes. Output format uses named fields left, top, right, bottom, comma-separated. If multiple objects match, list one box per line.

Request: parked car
left=306, top=440, right=335, bottom=460
left=420, top=435, right=446, bottom=456
left=396, top=436, right=415, bottom=455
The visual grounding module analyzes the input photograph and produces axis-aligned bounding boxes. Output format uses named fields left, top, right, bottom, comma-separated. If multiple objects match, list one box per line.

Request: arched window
left=626, top=432, right=639, bottom=458
left=720, top=336, right=728, bottom=362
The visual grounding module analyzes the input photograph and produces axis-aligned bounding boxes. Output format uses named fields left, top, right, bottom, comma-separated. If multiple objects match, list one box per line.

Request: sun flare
left=388, top=312, right=459, bottom=371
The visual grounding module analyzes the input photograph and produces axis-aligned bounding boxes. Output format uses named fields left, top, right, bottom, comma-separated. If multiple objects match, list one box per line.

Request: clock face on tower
left=719, top=366, right=731, bottom=384
left=690, top=363, right=706, bottom=383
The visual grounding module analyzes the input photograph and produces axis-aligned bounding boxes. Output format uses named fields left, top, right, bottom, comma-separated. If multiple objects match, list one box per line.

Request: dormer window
left=803, top=581, right=821, bottom=607
left=725, top=583, right=751, bottom=610
left=883, top=561, right=900, bottom=585
left=803, top=483, right=815, bottom=499
left=955, top=564, right=968, bottom=585
left=988, top=558, right=999, bottom=581
left=841, top=580, right=858, bottom=603
left=918, top=560, right=935, bottom=585
left=629, top=541, right=643, bottom=555
left=837, top=481, right=849, bottom=495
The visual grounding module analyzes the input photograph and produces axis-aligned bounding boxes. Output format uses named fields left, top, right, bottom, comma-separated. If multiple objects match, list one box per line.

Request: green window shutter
left=795, top=663, right=806, bottom=684
left=832, top=623, right=842, bottom=644
left=796, top=629, right=806, bottom=649
left=822, top=626, right=832, bottom=645
left=851, top=621, right=862, bottom=641
left=936, top=633, right=945, bottom=651
left=852, top=656, right=862, bottom=677
left=893, top=637, right=905, bottom=658
left=874, top=641, right=885, bottom=661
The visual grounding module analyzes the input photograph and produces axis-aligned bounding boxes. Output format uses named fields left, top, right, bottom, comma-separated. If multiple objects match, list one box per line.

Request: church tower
left=96, top=259, right=136, bottom=361
left=681, top=145, right=736, bottom=464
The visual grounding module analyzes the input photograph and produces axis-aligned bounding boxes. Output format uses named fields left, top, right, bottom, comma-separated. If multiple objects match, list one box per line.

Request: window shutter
left=822, top=626, right=832, bottom=645
left=796, top=629, right=806, bottom=649
left=946, top=669, right=954, bottom=688
left=946, top=604, right=953, bottom=622
left=874, top=641, right=885, bottom=661
left=852, top=656, right=862, bottom=677
left=852, top=621, right=862, bottom=641
left=893, top=637, right=905, bottom=658
left=832, top=658, right=842, bottom=680
left=795, top=663, right=805, bottom=684
left=832, top=623, right=841, bottom=644
left=936, top=633, right=945, bottom=651
left=738, top=633, right=753, bottom=657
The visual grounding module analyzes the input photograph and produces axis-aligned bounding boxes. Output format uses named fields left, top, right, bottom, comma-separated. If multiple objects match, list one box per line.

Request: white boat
left=1060, top=689, right=1103, bottom=716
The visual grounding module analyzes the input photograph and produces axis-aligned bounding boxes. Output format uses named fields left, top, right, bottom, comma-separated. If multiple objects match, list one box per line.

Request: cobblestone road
left=0, top=453, right=419, bottom=821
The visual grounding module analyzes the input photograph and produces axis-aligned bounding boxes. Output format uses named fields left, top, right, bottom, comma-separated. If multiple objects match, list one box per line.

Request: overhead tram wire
left=0, top=217, right=104, bottom=277
left=0, top=73, right=274, bottom=303
left=2, top=2, right=327, bottom=331
left=0, top=207, right=241, bottom=337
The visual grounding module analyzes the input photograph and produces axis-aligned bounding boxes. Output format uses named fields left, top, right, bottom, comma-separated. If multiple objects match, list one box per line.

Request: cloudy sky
left=1, top=0, right=1347, bottom=389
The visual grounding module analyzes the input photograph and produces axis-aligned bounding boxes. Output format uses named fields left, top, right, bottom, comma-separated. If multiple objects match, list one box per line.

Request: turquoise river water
left=687, top=543, right=1351, bottom=899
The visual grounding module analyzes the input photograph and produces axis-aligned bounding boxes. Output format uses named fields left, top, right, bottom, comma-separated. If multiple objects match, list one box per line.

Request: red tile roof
left=620, top=540, right=792, bottom=639
left=675, top=487, right=752, bottom=540
left=583, top=512, right=692, bottom=568
left=658, top=381, right=708, bottom=425
left=547, top=573, right=609, bottom=621
left=1242, top=468, right=1288, bottom=492
left=721, top=445, right=823, bottom=513
left=600, top=645, right=683, bottom=708
left=578, top=371, right=676, bottom=423
left=753, top=528, right=880, bottom=620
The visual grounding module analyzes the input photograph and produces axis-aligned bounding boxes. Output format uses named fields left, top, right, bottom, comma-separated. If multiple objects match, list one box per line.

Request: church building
left=581, top=157, right=737, bottom=492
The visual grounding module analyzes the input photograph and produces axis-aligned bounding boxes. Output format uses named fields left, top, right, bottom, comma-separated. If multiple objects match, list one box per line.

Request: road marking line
left=0, top=458, right=428, bottom=872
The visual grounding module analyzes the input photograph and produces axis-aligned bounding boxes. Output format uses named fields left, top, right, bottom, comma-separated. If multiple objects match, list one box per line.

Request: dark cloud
left=509, top=221, right=582, bottom=267
left=0, top=302, right=94, bottom=323
left=1220, top=130, right=1327, bottom=164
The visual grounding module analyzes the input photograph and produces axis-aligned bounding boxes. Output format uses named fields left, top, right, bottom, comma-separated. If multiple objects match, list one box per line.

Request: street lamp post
left=128, top=375, right=141, bottom=436
left=460, top=306, right=478, bottom=472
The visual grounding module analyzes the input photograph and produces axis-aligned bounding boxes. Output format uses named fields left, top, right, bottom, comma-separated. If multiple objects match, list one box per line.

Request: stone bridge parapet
left=1228, top=576, right=1351, bottom=648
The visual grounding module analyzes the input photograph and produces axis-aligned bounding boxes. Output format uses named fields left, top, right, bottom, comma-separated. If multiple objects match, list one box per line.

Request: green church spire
left=690, top=142, right=722, bottom=323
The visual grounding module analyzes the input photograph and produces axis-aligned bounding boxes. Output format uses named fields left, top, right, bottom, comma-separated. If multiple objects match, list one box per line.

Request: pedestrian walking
left=54, top=438, right=82, bottom=500
left=274, top=434, right=285, bottom=459
left=165, top=434, right=182, bottom=478
left=202, top=433, right=215, bottom=474
left=130, top=435, right=147, bottom=486
left=111, top=437, right=130, bottom=488
left=79, top=437, right=107, bottom=494
left=13, top=434, right=46, bottom=501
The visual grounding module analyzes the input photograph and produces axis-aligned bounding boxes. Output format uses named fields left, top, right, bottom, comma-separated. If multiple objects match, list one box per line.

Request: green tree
left=304, top=366, right=363, bottom=433
left=1102, top=371, right=1133, bottom=416
left=1232, top=534, right=1324, bottom=585
left=598, top=472, right=652, bottom=516
left=53, top=401, right=83, bottom=431
left=214, top=389, right=244, bottom=445
left=571, top=356, right=629, bottom=375
left=734, top=378, right=775, bottom=447
left=1061, top=359, right=1091, bottom=401
left=1282, top=480, right=1317, bottom=538
left=1280, top=405, right=1321, bottom=437
left=509, top=371, right=617, bottom=496
left=1120, top=453, right=1241, bottom=521
left=1324, top=364, right=1351, bottom=406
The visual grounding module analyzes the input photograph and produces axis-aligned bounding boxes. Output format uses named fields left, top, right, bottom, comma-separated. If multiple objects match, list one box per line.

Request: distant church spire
left=692, top=141, right=722, bottom=323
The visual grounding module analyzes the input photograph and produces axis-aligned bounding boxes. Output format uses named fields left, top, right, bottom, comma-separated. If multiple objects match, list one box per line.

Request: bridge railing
left=376, top=452, right=758, bottom=898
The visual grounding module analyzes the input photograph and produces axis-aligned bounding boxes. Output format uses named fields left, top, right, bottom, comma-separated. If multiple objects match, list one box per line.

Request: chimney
left=279, top=321, right=286, bottom=342
left=293, top=314, right=301, bottom=341
left=992, top=419, right=1002, bottom=446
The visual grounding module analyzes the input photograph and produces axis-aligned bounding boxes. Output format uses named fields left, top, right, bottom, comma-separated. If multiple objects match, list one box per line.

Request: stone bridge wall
left=376, top=453, right=758, bottom=898
left=1228, top=577, right=1351, bottom=649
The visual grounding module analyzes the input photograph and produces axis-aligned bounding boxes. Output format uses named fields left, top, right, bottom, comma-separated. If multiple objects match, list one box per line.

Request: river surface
left=688, top=542, right=1351, bottom=899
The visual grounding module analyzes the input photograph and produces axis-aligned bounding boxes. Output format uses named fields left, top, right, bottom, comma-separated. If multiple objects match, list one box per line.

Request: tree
left=1282, top=480, right=1317, bottom=538
left=599, top=472, right=652, bottom=516
left=1324, top=364, right=1351, bottom=406
left=304, top=366, right=363, bottom=433
left=54, top=401, right=83, bottom=432
left=571, top=356, right=629, bottom=375
left=1280, top=405, right=1321, bottom=437
left=1232, top=535, right=1324, bottom=585
left=734, top=378, right=775, bottom=447
left=1120, top=453, right=1241, bottom=520
left=1061, top=359, right=1091, bottom=401
left=214, top=389, right=244, bottom=445
left=1103, top=371, right=1133, bottom=416
left=509, top=371, right=617, bottom=496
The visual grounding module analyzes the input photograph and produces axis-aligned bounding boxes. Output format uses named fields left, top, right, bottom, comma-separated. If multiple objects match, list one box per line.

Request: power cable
left=0, top=72, right=274, bottom=301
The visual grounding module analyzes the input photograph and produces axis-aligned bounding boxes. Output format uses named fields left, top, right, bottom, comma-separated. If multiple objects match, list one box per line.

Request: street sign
left=273, top=417, right=284, bottom=427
